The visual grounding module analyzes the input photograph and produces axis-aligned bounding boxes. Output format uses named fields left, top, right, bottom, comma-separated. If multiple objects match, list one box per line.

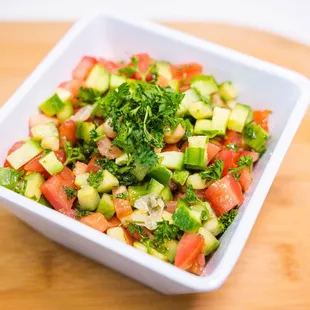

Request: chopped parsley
left=153, top=220, right=181, bottom=244
left=184, top=184, right=201, bottom=204
left=62, top=186, right=77, bottom=200
left=226, top=143, right=238, bottom=152
left=116, top=192, right=128, bottom=199
left=64, top=141, right=86, bottom=166
left=77, top=87, right=101, bottom=103
left=87, top=170, right=104, bottom=188
left=238, top=155, right=253, bottom=172
left=200, top=159, right=224, bottom=181
left=127, top=222, right=148, bottom=239
left=218, top=209, right=238, bottom=233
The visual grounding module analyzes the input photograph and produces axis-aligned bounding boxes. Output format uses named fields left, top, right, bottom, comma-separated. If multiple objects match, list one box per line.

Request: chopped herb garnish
left=153, top=220, right=181, bottom=244
left=87, top=169, right=104, bottom=188
left=226, top=143, right=238, bottom=151
left=184, top=184, right=201, bottom=204
left=62, top=186, right=77, bottom=200
left=77, top=87, right=101, bottom=103
left=64, top=141, right=86, bottom=166
left=116, top=192, right=128, bottom=199
left=200, top=159, right=224, bottom=181
left=218, top=209, right=238, bottom=233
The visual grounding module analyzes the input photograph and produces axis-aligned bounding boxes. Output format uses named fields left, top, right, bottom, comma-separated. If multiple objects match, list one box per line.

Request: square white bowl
left=0, top=13, right=309, bottom=295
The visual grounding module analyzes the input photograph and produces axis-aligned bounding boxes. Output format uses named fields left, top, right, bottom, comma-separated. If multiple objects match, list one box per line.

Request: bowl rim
left=0, top=12, right=310, bottom=292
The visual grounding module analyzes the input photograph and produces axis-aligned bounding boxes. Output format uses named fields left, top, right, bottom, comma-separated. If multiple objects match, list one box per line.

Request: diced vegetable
left=158, top=151, right=184, bottom=170
left=172, top=170, right=190, bottom=186
left=97, top=194, right=115, bottom=220
left=190, top=75, right=218, bottom=98
left=85, top=64, right=110, bottom=93
left=147, top=165, right=172, bottom=185
left=96, top=170, right=119, bottom=193
left=227, top=103, right=251, bottom=133
left=39, top=94, right=65, bottom=117
left=211, top=107, right=231, bottom=136
left=39, top=152, right=64, bottom=176
left=243, top=124, right=269, bottom=153
left=219, top=81, right=238, bottom=101
left=80, top=212, right=108, bottom=232
left=24, top=172, right=45, bottom=201
left=198, top=227, right=220, bottom=255
left=77, top=185, right=100, bottom=211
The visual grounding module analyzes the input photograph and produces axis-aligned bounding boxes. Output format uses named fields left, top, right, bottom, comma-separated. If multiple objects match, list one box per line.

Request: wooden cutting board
left=0, top=22, right=310, bottom=310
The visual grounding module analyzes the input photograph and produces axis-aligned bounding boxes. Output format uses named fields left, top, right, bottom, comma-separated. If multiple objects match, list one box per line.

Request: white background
left=1, top=0, right=310, bottom=46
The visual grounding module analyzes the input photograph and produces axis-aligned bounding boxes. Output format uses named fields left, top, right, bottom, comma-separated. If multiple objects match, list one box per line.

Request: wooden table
left=1, top=22, right=310, bottom=310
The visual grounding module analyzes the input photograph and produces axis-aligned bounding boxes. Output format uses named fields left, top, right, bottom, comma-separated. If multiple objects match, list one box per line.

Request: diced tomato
left=73, top=161, right=88, bottom=176
left=4, top=141, right=24, bottom=168
left=194, top=189, right=206, bottom=201
left=205, top=174, right=244, bottom=216
left=72, top=56, right=97, bottom=81
left=58, top=80, right=83, bottom=98
left=131, top=53, right=154, bottom=81
left=216, top=149, right=235, bottom=176
left=254, top=110, right=271, bottom=132
left=23, top=153, right=47, bottom=174
left=29, top=114, right=60, bottom=128
left=165, top=201, right=178, bottom=214
left=207, top=143, right=221, bottom=162
left=179, top=84, right=191, bottom=92
left=223, top=130, right=244, bottom=148
left=112, top=186, right=133, bottom=219
left=239, top=167, right=252, bottom=192
left=59, top=208, right=77, bottom=219
left=171, top=63, right=202, bottom=85
left=107, top=216, right=121, bottom=229
left=59, top=120, right=77, bottom=148
left=123, top=228, right=134, bottom=246
left=189, top=253, right=206, bottom=276
left=179, top=141, right=189, bottom=153
left=98, top=58, right=125, bottom=74
left=175, top=232, right=204, bottom=270
left=80, top=212, right=108, bottom=232
left=58, top=167, right=75, bottom=186
left=97, top=137, right=122, bottom=160
left=156, top=76, right=169, bottom=88
left=55, top=149, right=66, bottom=164
left=87, top=156, right=102, bottom=173
left=239, top=150, right=259, bottom=163
left=41, top=172, right=76, bottom=212
left=162, top=143, right=180, bottom=152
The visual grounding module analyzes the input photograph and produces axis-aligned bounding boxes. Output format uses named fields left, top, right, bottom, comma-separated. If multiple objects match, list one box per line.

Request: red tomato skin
left=112, top=186, right=133, bottom=219
left=59, top=120, right=77, bottom=148
left=58, top=167, right=75, bottom=186
left=216, top=149, right=235, bottom=176
left=73, top=161, right=88, bottom=176
left=207, top=143, right=221, bottom=162
left=223, top=130, right=243, bottom=148
left=156, top=75, right=169, bottom=87
left=72, top=56, right=97, bottom=81
left=239, top=168, right=252, bottom=192
left=55, top=149, right=66, bottom=164
left=98, top=58, right=125, bottom=74
left=130, top=53, right=153, bottom=81
left=165, top=201, right=178, bottom=214
left=58, top=80, right=83, bottom=98
left=87, top=157, right=102, bottom=173
left=80, top=213, right=108, bottom=232
left=41, top=173, right=76, bottom=211
left=205, top=174, right=244, bottom=217
left=254, top=110, right=271, bottom=132
left=107, top=217, right=121, bottom=229
left=4, top=141, right=24, bottom=168
left=171, top=63, right=202, bottom=85
left=175, top=232, right=204, bottom=270
left=29, top=114, right=60, bottom=129
left=189, top=253, right=206, bottom=276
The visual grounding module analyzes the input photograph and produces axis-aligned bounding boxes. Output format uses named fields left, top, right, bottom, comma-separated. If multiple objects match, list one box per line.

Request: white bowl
left=0, top=13, right=309, bottom=295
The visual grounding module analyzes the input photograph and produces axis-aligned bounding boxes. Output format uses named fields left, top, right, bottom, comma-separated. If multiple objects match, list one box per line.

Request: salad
left=0, top=53, right=270, bottom=275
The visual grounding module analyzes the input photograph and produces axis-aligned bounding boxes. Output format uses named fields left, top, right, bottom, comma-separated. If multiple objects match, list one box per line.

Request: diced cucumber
left=96, top=170, right=119, bottom=193
left=161, top=186, right=173, bottom=201
left=190, top=75, right=218, bottom=98
left=186, top=173, right=207, bottom=189
left=41, top=136, right=59, bottom=151
left=77, top=185, right=100, bottom=211
left=76, top=122, right=96, bottom=143
left=245, top=109, right=254, bottom=124
left=203, top=217, right=223, bottom=236
left=39, top=151, right=64, bottom=175
left=56, top=101, right=74, bottom=123
left=7, top=139, right=42, bottom=170
left=219, top=81, right=238, bottom=102
left=148, top=178, right=165, bottom=195
left=162, top=210, right=173, bottom=222
left=172, top=170, right=189, bottom=186
left=149, top=248, right=168, bottom=261
left=194, top=119, right=218, bottom=138
left=172, top=199, right=202, bottom=232
left=74, top=173, right=89, bottom=188
left=147, top=165, right=172, bottom=185
left=156, top=61, right=172, bottom=80
left=128, top=184, right=149, bottom=205
left=227, top=99, right=237, bottom=110
left=158, top=151, right=184, bottom=170
left=85, top=64, right=110, bottom=93
left=184, top=147, right=206, bottom=170
left=188, top=135, right=208, bottom=148
left=97, top=193, right=115, bottom=220
left=168, top=79, right=179, bottom=92
left=24, top=172, right=45, bottom=201
left=131, top=209, right=148, bottom=225
left=189, top=101, right=213, bottom=119
left=227, top=103, right=251, bottom=133
left=176, top=89, right=200, bottom=117
left=131, top=162, right=149, bottom=182
left=39, top=94, right=65, bottom=117
left=31, top=122, right=59, bottom=141
left=164, top=239, right=178, bottom=263
left=0, top=167, right=23, bottom=191
left=198, top=227, right=220, bottom=255
left=107, top=227, right=129, bottom=244
left=110, top=74, right=127, bottom=89
left=211, top=107, right=231, bottom=135
left=243, top=124, right=269, bottom=153
left=182, top=118, right=194, bottom=138
left=56, top=87, right=71, bottom=102
left=133, top=241, right=148, bottom=253
left=115, top=153, right=129, bottom=166
left=95, top=123, right=105, bottom=136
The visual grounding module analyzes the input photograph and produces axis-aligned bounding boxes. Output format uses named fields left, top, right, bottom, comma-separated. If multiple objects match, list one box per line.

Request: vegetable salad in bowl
left=0, top=53, right=270, bottom=275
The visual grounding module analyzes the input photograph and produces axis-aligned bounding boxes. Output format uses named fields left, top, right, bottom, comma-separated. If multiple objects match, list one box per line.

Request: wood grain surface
left=1, top=22, right=310, bottom=310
